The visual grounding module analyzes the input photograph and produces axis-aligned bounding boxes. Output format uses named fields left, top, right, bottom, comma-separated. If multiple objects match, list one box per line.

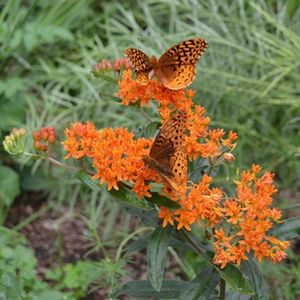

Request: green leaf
left=0, top=272, right=23, bottom=300
left=110, top=185, right=151, bottom=210
left=219, top=262, right=254, bottom=295
left=147, top=226, right=172, bottom=291
left=76, top=169, right=100, bottom=191
left=147, top=192, right=181, bottom=209
left=32, top=290, right=64, bottom=300
left=180, top=231, right=253, bottom=295
left=287, top=0, right=299, bottom=18
left=241, top=256, right=269, bottom=300
left=118, top=280, right=191, bottom=299
left=179, top=267, right=220, bottom=300
left=0, top=165, right=20, bottom=207
left=135, top=121, right=160, bottom=139
left=0, top=100, right=26, bottom=129
left=268, top=217, right=300, bottom=239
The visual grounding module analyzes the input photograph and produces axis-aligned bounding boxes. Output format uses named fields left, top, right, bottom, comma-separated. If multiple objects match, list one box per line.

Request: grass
left=0, top=0, right=299, bottom=298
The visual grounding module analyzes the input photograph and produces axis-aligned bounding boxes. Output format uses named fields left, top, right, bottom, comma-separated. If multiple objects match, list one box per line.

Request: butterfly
left=125, top=38, right=208, bottom=90
left=143, top=110, right=187, bottom=195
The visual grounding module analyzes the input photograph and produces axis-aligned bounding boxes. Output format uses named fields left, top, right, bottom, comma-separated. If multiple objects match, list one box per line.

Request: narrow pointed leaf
left=147, top=226, right=172, bottom=291
left=241, top=256, right=269, bottom=300
left=76, top=169, right=99, bottom=190
left=118, top=280, right=190, bottom=298
left=218, top=262, right=254, bottom=294
left=148, top=192, right=181, bottom=209
left=268, top=217, right=300, bottom=239
left=110, top=185, right=151, bottom=210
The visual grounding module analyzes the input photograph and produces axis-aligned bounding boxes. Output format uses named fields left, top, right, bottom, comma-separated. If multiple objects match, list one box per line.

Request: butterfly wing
left=149, top=110, right=187, bottom=183
left=125, top=48, right=152, bottom=85
left=156, top=38, right=208, bottom=90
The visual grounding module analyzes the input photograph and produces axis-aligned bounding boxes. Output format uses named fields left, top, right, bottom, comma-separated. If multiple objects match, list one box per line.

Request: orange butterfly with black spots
left=125, top=38, right=208, bottom=90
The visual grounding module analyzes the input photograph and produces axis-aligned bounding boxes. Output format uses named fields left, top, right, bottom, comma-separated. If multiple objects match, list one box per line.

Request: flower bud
left=3, top=128, right=26, bottom=155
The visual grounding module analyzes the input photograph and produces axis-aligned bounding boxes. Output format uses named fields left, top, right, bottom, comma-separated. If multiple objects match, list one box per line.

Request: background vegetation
left=0, top=0, right=299, bottom=299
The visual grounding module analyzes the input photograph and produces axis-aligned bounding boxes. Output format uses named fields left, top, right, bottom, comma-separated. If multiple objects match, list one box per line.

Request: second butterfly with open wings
left=125, top=38, right=208, bottom=90
left=143, top=110, right=187, bottom=195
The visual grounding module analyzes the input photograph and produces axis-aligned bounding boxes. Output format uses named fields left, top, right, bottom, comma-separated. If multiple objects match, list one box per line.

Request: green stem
left=116, top=226, right=153, bottom=261
left=24, top=151, right=79, bottom=173
left=181, top=228, right=205, bottom=255
left=219, top=278, right=226, bottom=300
left=48, top=156, right=78, bottom=172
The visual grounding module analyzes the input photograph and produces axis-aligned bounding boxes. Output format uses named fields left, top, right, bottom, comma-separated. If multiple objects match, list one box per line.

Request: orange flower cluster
left=159, top=174, right=223, bottom=231
left=62, top=62, right=289, bottom=268
left=159, top=165, right=289, bottom=268
left=117, top=69, right=238, bottom=161
left=33, top=127, right=56, bottom=152
left=63, top=122, right=159, bottom=196
left=212, top=165, right=289, bottom=268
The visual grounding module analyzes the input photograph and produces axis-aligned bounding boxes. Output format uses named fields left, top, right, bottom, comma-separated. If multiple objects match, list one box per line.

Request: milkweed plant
left=3, top=52, right=292, bottom=299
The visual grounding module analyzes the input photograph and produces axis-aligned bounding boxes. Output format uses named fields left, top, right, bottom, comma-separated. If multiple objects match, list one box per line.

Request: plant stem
left=48, top=156, right=78, bottom=172
left=115, top=226, right=153, bottom=261
left=24, top=151, right=79, bottom=173
left=219, top=278, right=226, bottom=300
left=181, top=228, right=205, bottom=255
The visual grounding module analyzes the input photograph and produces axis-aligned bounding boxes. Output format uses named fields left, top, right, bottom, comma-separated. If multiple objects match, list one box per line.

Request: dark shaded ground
left=6, top=193, right=185, bottom=299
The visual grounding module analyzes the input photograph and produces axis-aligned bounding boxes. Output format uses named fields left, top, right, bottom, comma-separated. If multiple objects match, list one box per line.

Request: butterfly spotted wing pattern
left=125, top=48, right=152, bottom=84
left=156, top=38, right=208, bottom=90
left=146, top=110, right=187, bottom=191
left=125, top=38, right=207, bottom=90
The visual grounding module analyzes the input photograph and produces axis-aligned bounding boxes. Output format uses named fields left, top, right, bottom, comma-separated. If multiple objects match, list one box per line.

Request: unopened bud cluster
left=93, top=58, right=132, bottom=76
left=33, top=127, right=56, bottom=152
left=3, top=128, right=26, bottom=155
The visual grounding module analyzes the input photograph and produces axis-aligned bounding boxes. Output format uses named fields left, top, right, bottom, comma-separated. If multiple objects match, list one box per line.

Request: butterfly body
left=143, top=110, right=188, bottom=194
left=125, top=38, right=208, bottom=90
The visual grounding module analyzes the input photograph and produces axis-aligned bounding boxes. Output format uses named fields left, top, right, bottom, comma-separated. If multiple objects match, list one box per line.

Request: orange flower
left=211, top=165, right=289, bottom=268
left=224, top=199, right=243, bottom=224
left=63, top=122, right=98, bottom=159
left=159, top=207, right=174, bottom=227
left=117, top=69, right=193, bottom=118
left=230, top=245, right=248, bottom=265
left=222, top=130, right=238, bottom=148
left=174, top=209, right=196, bottom=231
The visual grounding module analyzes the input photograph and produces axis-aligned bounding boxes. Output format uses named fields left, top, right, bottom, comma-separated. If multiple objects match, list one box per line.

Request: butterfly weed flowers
left=4, top=39, right=289, bottom=285
left=62, top=55, right=289, bottom=270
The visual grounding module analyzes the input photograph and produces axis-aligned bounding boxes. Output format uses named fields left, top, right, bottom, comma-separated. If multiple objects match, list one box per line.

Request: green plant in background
left=0, top=227, right=64, bottom=300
